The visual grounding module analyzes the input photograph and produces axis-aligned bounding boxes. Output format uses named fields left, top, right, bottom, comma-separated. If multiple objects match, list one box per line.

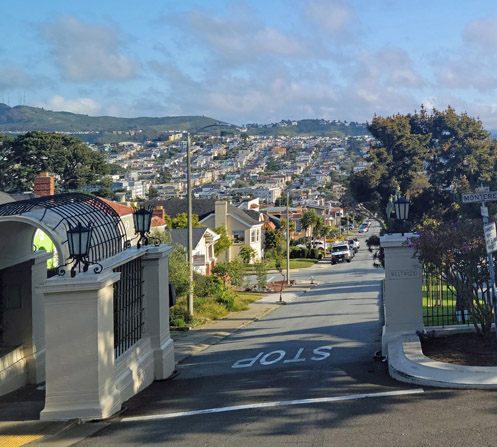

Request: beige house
left=202, top=201, right=263, bottom=263
left=146, top=198, right=263, bottom=264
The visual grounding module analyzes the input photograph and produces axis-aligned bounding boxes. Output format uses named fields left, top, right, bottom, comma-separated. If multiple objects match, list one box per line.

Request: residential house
left=166, top=227, right=220, bottom=275
left=145, top=198, right=263, bottom=263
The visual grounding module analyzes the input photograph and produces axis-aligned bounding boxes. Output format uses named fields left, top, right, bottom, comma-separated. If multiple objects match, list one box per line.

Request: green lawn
left=422, top=279, right=469, bottom=326
left=244, top=258, right=320, bottom=272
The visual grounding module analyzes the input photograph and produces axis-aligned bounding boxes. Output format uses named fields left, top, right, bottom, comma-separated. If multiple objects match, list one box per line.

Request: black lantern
left=59, top=221, right=102, bottom=277
left=394, top=197, right=410, bottom=235
left=132, top=207, right=160, bottom=248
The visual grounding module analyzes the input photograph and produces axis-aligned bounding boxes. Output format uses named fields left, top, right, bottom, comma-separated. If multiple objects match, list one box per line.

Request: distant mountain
left=0, top=104, right=370, bottom=142
left=247, top=119, right=370, bottom=137
left=0, top=104, right=224, bottom=135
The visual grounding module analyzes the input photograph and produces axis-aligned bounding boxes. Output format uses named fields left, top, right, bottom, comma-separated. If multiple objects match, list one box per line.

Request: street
left=71, top=226, right=497, bottom=446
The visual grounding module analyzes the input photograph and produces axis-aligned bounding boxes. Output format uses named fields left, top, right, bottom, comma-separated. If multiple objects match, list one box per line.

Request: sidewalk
left=0, top=284, right=314, bottom=447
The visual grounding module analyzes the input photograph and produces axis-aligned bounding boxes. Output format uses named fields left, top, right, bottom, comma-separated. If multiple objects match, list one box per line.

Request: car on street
left=331, top=242, right=352, bottom=264
left=359, top=224, right=369, bottom=233
left=347, top=239, right=358, bottom=254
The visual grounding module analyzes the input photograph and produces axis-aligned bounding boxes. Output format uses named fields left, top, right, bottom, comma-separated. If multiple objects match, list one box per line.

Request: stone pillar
left=142, top=245, right=175, bottom=380
left=380, top=233, right=423, bottom=354
left=39, top=270, right=122, bottom=421
left=30, top=251, right=53, bottom=384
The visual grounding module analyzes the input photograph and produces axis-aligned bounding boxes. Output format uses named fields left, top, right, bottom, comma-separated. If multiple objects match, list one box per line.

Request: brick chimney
left=34, top=172, right=55, bottom=197
left=152, top=205, right=165, bottom=220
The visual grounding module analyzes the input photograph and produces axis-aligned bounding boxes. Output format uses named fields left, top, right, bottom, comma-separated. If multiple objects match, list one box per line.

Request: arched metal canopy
left=0, top=193, right=127, bottom=263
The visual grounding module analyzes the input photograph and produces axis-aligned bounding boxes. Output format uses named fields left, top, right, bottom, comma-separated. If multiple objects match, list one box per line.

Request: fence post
left=38, top=270, right=122, bottom=421
left=142, top=245, right=175, bottom=380
left=380, top=233, right=423, bottom=355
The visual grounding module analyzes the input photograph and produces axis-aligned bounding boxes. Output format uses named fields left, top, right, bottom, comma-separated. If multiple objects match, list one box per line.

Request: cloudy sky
left=3, top=0, right=497, bottom=128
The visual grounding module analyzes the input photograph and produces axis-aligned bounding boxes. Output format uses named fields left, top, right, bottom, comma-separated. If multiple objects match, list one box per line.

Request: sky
left=3, top=0, right=497, bottom=129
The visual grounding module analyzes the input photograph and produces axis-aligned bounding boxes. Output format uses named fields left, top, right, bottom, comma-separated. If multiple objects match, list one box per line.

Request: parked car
left=347, top=239, right=358, bottom=254
left=331, top=242, right=352, bottom=264
left=349, top=238, right=360, bottom=252
left=359, top=225, right=369, bottom=233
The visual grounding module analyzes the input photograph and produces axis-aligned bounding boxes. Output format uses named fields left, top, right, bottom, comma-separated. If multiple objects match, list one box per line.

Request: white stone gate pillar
left=380, top=233, right=423, bottom=354
left=142, top=245, right=175, bottom=379
left=38, top=270, right=122, bottom=421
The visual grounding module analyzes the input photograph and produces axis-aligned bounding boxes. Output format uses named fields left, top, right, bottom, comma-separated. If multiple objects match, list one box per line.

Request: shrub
left=169, top=303, right=193, bottom=324
left=194, top=273, right=224, bottom=297
left=195, top=296, right=229, bottom=320
left=309, top=248, right=320, bottom=259
left=216, top=288, right=236, bottom=310
left=171, top=318, right=186, bottom=327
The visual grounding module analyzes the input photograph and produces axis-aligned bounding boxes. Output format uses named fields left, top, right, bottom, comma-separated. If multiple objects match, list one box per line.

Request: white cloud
left=464, top=17, right=497, bottom=51
left=38, top=17, right=137, bottom=82
left=177, top=6, right=310, bottom=66
left=36, top=95, right=102, bottom=115
left=0, top=64, right=36, bottom=91
left=304, top=0, right=353, bottom=36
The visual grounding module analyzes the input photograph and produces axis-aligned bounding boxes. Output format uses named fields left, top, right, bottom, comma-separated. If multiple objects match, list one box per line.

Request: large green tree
left=349, top=107, right=497, bottom=225
left=1, top=131, right=109, bottom=192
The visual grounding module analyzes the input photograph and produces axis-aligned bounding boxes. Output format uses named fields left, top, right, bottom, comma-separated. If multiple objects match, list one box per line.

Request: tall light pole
left=186, top=122, right=241, bottom=316
left=286, top=192, right=290, bottom=285
left=187, top=132, right=194, bottom=315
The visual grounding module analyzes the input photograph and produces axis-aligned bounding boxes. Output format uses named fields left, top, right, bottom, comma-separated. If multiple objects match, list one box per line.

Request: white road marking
left=121, top=388, right=424, bottom=422
left=232, top=346, right=332, bottom=368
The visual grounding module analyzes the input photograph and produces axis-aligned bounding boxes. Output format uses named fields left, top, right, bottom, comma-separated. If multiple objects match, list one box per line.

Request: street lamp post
left=187, top=132, right=194, bottom=315
left=394, top=197, right=410, bottom=236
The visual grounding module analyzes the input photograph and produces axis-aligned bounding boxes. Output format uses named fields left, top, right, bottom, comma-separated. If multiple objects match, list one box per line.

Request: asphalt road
left=72, top=225, right=497, bottom=446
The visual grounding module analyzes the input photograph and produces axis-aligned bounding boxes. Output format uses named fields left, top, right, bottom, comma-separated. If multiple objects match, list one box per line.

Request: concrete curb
left=388, top=334, right=497, bottom=389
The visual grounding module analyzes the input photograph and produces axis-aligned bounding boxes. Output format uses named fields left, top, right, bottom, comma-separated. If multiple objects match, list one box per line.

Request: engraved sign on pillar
left=388, top=269, right=420, bottom=280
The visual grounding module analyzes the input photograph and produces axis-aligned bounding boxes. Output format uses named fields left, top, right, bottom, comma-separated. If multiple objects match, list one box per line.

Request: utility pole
left=187, top=133, right=194, bottom=315
left=286, top=192, right=290, bottom=285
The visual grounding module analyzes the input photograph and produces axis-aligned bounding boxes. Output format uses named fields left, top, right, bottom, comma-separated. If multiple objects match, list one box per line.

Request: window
left=251, top=230, right=256, bottom=243
left=233, top=231, right=245, bottom=243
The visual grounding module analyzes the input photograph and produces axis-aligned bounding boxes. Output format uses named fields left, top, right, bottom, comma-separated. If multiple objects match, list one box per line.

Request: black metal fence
left=113, top=257, right=144, bottom=359
left=423, top=265, right=471, bottom=327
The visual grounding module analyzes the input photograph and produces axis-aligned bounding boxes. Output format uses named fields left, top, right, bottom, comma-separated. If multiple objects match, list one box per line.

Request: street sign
left=193, top=254, right=206, bottom=267
left=462, top=191, right=497, bottom=203
left=484, top=222, right=497, bottom=254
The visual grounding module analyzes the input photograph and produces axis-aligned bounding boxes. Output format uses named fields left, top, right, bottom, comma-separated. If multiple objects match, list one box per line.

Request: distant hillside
left=0, top=104, right=370, bottom=142
left=0, top=104, right=224, bottom=142
left=247, top=119, right=370, bottom=137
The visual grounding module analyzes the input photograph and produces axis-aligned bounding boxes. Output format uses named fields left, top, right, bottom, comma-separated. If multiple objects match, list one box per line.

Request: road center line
left=121, top=388, right=424, bottom=422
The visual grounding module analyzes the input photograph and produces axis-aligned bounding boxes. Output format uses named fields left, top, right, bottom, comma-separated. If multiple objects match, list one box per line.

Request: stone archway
left=0, top=193, right=128, bottom=396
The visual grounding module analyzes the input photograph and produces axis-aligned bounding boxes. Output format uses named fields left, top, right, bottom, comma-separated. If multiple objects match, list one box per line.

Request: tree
left=212, top=259, right=244, bottom=287
left=280, top=218, right=296, bottom=233
left=1, top=131, right=109, bottom=192
left=168, top=244, right=191, bottom=298
left=171, top=212, right=201, bottom=229
left=239, top=245, right=256, bottom=264
left=148, top=185, right=159, bottom=199
left=300, top=209, right=319, bottom=246
left=414, top=219, right=494, bottom=336
left=349, top=107, right=497, bottom=226
left=214, top=225, right=233, bottom=256
left=264, top=227, right=284, bottom=252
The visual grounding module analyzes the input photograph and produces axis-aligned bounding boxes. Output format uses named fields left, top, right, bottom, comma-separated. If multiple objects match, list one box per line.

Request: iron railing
left=423, top=265, right=471, bottom=327
left=113, top=257, right=144, bottom=358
